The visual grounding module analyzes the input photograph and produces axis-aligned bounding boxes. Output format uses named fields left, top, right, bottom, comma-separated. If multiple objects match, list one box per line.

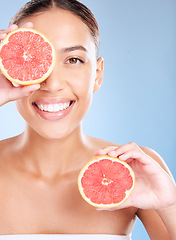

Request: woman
left=0, top=0, right=175, bottom=239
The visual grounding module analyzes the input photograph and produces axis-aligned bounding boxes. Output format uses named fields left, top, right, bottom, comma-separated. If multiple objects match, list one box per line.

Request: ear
left=93, top=57, right=104, bottom=93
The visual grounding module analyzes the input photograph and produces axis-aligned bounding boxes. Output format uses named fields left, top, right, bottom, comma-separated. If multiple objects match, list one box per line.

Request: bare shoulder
left=0, top=136, right=19, bottom=165
left=87, top=138, right=171, bottom=176
left=140, top=145, right=163, bottom=162
left=0, top=138, right=18, bottom=190
left=140, top=145, right=172, bottom=176
left=86, top=135, right=120, bottom=151
left=0, top=136, right=16, bottom=152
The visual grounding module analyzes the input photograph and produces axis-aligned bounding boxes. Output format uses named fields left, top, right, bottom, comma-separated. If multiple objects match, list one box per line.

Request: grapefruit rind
left=0, top=28, right=56, bottom=85
left=78, top=155, right=135, bottom=209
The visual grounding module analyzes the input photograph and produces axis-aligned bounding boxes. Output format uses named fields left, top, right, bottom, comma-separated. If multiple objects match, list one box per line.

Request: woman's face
left=16, top=8, right=103, bottom=139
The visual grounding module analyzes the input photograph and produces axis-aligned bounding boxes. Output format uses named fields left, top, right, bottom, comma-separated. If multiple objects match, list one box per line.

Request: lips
left=32, top=98, right=75, bottom=121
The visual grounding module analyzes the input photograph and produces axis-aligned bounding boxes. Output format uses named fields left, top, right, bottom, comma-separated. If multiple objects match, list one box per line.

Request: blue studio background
left=0, top=0, right=176, bottom=239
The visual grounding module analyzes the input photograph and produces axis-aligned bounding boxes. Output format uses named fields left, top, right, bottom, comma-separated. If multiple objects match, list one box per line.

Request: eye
left=66, top=57, right=84, bottom=65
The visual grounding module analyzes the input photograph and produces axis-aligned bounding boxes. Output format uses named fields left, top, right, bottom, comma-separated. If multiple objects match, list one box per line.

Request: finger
left=21, top=22, right=34, bottom=28
left=96, top=207, right=106, bottom=211
left=95, top=146, right=119, bottom=156
left=108, top=142, right=140, bottom=158
left=96, top=207, right=114, bottom=211
left=118, top=148, right=154, bottom=167
left=7, top=24, right=19, bottom=32
left=20, top=84, right=41, bottom=96
left=107, top=142, right=154, bottom=165
left=0, top=24, right=18, bottom=40
left=0, top=33, right=6, bottom=40
left=8, top=84, right=40, bottom=102
left=118, top=149, right=141, bottom=161
left=0, top=22, right=33, bottom=41
left=0, top=24, right=18, bottom=34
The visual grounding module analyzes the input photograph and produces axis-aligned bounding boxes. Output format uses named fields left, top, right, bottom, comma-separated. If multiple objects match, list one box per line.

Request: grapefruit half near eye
left=78, top=155, right=135, bottom=208
left=0, top=28, right=55, bottom=85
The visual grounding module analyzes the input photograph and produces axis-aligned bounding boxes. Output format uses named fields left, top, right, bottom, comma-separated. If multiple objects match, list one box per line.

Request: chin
left=34, top=128, right=72, bottom=140
left=26, top=121, right=79, bottom=141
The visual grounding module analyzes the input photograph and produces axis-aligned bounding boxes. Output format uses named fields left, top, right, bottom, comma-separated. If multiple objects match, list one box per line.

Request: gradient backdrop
left=0, top=0, right=176, bottom=239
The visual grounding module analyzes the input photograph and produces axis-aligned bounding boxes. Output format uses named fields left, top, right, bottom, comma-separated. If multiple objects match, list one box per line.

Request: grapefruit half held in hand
left=0, top=28, right=55, bottom=85
left=78, top=155, right=135, bottom=208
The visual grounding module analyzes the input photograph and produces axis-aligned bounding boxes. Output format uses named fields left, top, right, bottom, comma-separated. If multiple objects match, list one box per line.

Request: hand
left=0, top=23, right=40, bottom=107
left=95, top=143, right=176, bottom=210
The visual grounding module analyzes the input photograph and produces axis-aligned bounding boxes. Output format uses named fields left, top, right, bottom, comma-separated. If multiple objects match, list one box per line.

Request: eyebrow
left=61, top=45, right=87, bottom=53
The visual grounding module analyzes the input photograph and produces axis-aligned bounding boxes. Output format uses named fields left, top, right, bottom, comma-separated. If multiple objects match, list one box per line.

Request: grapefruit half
left=78, top=155, right=135, bottom=208
left=0, top=28, right=55, bottom=85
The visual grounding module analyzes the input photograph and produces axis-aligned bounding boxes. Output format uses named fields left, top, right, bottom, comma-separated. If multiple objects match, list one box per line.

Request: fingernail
left=119, top=154, right=126, bottom=160
left=12, top=82, right=20, bottom=87
left=95, top=150, right=105, bottom=155
left=96, top=208, right=105, bottom=211
left=108, top=151, right=117, bottom=157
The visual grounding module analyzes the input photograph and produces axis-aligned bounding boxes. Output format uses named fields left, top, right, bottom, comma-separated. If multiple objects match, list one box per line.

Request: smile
left=32, top=98, right=75, bottom=121
left=34, top=102, right=72, bottom=113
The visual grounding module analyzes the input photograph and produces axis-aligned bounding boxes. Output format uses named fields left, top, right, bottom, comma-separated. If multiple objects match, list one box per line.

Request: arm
left=136, top=147, right=176, bottom=240
left=156, top=203, right=176, bottom=239
left=0, top=23, right=40, bottom=107
left=137, top=209, right=171, bottom=240
left=141, top=146, right=176, bottom=239
left=95, top=143, right=176, bottom=239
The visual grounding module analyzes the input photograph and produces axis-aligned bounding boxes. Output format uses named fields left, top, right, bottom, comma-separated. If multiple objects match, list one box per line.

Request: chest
left=0, top=173, right=136, bottom=234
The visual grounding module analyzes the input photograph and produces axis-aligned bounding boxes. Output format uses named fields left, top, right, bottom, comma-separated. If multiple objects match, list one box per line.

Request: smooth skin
left=0, top=8, right=176, bottom=239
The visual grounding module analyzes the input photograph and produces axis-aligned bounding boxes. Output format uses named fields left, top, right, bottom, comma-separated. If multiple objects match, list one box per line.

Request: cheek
left=15, top=98, right=33, bottom=122
left=68, top=65, right=96, bottom=96
left=16, top=99, right=26, bottom=117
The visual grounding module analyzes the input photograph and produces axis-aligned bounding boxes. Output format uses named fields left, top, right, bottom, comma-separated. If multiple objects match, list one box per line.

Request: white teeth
left=53, top=104, right=59, bottom=112
left=37, top=102, right=71, bottom=112
left=48, top=104, right=54, bottom=112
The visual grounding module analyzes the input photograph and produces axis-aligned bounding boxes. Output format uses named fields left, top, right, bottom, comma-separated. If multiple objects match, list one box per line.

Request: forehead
left=18, top=8, right=95, bottom=53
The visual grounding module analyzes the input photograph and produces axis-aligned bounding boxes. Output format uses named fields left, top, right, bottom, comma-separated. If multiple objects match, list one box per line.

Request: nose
left=40, top=66, right=67, bottom=92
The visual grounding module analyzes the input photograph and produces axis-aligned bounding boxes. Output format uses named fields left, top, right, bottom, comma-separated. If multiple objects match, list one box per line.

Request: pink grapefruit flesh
left=0, top=28, right=55, bottom=85
left=78, top=155, right=135, bottom=208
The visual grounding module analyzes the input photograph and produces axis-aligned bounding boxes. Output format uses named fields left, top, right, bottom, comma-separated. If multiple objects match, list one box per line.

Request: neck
left=17, top=124, right=89, bottom=178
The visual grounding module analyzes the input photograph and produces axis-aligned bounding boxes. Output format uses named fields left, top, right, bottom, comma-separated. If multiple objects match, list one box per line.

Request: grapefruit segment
left=78, top=155, right=135, bottom=208
left=0, top=28, right=55, bottom=85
